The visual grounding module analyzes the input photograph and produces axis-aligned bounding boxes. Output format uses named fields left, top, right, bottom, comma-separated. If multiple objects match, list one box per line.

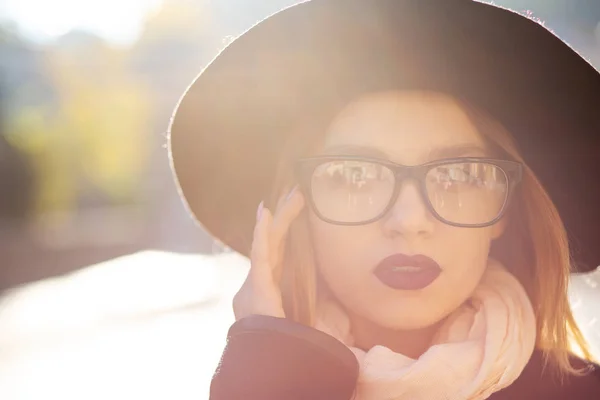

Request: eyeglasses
left=295, top=156, right=523, bottom=227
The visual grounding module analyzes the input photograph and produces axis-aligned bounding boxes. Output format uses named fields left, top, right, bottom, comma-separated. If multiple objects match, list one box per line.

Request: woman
left=169, top=1, right=600, bottom=398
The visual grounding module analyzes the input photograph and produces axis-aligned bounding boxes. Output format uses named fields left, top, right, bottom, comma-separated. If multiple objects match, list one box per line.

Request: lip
left=373, top=253, right=441, bottom=290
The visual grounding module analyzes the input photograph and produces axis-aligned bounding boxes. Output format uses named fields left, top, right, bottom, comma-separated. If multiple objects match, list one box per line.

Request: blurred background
left=0, top=0, right=598, bottom=399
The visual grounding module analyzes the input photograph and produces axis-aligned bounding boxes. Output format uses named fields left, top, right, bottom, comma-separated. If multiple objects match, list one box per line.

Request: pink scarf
left=315, top=259, right=537, bottom=400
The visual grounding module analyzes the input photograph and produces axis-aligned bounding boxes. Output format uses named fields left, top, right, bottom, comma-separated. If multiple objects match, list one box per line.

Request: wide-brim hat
left=168, top=0, right=600, bottom=273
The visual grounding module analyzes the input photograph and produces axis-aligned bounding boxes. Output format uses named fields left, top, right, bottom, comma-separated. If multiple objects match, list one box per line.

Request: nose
left=382, top=180, right=435, bottom=239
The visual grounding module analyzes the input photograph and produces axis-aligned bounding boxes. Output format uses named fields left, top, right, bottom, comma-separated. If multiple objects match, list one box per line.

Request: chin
left=362, top=303, right=448, bottom=331
left=379, top=314, right=445, bottom=331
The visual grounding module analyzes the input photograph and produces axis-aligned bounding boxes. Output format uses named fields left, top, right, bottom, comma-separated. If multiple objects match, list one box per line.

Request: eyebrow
left=427, top=144, right=489, bottom=159
left=321, top=143, right=489, bottom=162
left=320, top=145, right=389, bottom=158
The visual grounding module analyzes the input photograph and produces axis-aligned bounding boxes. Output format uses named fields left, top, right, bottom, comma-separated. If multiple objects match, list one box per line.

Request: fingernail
left=256, top=201, right=264, bottom=221
left=286, top=185, right=298, bottom=201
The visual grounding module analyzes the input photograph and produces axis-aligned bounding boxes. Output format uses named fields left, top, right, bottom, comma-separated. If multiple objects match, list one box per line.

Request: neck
left=349, top=312, right=443, bottom=359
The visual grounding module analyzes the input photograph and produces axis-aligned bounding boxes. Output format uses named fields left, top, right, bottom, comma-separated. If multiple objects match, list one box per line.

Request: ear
left=490, top=217, right=507, bottom=240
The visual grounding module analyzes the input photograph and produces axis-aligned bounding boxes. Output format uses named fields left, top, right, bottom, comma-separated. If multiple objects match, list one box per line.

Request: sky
left=0, top=0, right=163, bottom=45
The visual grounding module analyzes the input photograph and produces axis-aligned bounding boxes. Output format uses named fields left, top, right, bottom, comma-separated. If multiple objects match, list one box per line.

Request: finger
left=267, top=190, right=290, bottom=269
left=269, top=186, right=295, bottom=254
left=274, top=185, right=291, bottom=213
left=270, top=187, right=305, bottom=264
left=250, top=204, right=274, bottom=282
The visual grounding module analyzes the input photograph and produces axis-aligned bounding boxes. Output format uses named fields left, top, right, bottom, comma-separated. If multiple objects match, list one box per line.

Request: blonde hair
left=265, top=95, right=595, bottom=378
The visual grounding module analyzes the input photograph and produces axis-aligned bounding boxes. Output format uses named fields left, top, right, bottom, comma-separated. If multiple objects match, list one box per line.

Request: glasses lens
left=425, top=162, right=508, bottom=225
left=311, top=160, right=395, bottom=223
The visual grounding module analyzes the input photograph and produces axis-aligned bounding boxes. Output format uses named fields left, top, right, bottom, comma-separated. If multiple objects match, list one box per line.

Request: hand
left=233, top=186, right=305, bottom=320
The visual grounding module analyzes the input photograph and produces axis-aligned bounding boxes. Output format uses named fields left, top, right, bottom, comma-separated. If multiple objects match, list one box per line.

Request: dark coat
left=210, top=315, right=600, bottom=400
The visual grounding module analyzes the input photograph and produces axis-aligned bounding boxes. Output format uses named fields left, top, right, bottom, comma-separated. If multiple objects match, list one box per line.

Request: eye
left=314, top=161, right=393, bottom=190
left=427, top=162, right=506, bottom=193
left=427, top=165, right=475, bottom=191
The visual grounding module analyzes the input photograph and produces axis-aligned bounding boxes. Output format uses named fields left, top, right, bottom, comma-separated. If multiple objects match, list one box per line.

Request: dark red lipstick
left=373, top=253, right=441, bottom=290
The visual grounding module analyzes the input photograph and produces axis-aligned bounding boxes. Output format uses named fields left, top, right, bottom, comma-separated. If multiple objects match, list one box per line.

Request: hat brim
left=169, top=0, right=600, bottom=273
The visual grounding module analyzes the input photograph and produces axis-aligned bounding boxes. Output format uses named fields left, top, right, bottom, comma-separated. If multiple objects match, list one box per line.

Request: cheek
left=438, top=225, right=494, bottom=269
left=308, top=213, right=376, bottom=291
left=432, top=225, right=495, bottom=302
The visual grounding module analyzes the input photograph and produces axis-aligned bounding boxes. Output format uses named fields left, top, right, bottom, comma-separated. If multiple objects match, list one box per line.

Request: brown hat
left=168, top=0, right=600, bottom=273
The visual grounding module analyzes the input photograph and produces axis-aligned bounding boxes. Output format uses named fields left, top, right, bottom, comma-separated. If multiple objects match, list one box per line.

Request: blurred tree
left=0, top=23, right=56, bottom=112
left=49, top=33, right=152, bottom=208
left=0, top=23, right=56, bottom=214
left=133, top=0, right=220, bottom=110
left=128, top=0, right=226, bottom=253
left=8, top=31, right=152, bottom=214
left=0, top=133, right=35, bottom=221
left=6, top=105, right=73, bottom=214
left=0, top=74, right=35, bottom=222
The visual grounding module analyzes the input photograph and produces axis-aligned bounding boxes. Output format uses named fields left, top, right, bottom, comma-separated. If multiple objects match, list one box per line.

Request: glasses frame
left=295, top=155, right=523, bottom=228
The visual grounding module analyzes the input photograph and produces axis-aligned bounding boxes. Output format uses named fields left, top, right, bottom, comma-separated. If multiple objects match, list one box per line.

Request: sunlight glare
left=2, top=0, right=163, bottom=45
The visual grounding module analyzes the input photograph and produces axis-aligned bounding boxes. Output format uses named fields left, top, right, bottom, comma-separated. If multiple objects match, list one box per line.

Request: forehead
left=322, top=90, right=487, bottom=164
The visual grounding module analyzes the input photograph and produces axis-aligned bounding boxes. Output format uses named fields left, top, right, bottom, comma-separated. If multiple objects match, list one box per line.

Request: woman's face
left=308, top=90, right=506, bottom=330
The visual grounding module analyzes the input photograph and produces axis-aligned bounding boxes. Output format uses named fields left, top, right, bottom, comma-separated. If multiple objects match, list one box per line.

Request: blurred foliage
left=7, top=38, right=152, bottom=213
left=0, top=1, right=217, bottom=217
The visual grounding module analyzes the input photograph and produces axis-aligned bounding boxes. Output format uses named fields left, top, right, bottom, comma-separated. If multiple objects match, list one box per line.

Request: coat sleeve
left=209, top=315, right=359, bottom=400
